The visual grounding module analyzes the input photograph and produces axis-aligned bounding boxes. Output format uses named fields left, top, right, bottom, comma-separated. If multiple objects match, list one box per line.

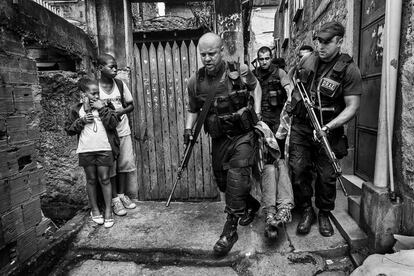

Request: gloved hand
left=183, top=128, right=193, bottom=146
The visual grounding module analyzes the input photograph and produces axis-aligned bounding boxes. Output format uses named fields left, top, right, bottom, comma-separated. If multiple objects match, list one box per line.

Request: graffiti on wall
left=217, top=14, right=242, bottom=56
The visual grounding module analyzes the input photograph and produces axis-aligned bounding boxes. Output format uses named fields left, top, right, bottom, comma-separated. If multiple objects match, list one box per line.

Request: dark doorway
left=354, top=0, right=385, bottom=181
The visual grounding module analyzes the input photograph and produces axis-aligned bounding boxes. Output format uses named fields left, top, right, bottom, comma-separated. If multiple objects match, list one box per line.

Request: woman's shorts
left=79, top=151, right=114, bottom=167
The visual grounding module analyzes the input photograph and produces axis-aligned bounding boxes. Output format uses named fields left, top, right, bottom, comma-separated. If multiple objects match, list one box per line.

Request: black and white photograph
left=0, top=0, right=413, bottom=275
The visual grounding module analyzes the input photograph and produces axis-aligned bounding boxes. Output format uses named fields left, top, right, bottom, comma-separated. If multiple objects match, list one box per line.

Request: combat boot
left=213, top=214, right=239, bottom=256
left=318, top=211, right=334, bottom=237
left=297, top=206, right=316, bottom=235
left=239, top=195, right=261, bottom=226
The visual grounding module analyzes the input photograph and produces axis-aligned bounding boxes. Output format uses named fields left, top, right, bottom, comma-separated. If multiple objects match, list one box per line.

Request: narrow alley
left=1, top=0, right=414, bottom=275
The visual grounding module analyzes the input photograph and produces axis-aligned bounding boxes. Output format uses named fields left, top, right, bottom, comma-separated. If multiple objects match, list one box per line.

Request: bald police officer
left=289, top=22, right=363, bottom=237
left=185, top=33, right=262, bottom=256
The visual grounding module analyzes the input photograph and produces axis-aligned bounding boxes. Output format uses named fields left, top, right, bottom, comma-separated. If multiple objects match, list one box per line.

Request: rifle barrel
left=165, top=175, right=180, bottom=207
left=165, top=142, right=194, bottom=207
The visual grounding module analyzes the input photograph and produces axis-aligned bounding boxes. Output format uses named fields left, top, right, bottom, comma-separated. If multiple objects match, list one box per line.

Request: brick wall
left=0, top=27, right=48, bottom=272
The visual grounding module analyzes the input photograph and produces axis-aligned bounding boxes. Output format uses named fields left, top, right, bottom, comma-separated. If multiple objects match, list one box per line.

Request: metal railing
left=32, top=0, right=64, bottom=17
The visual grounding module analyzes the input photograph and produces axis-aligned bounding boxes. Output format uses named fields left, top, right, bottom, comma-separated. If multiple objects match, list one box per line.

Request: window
left=274, top=38, right=281, bottom=58
left=293, top=0, right=304, bottom=22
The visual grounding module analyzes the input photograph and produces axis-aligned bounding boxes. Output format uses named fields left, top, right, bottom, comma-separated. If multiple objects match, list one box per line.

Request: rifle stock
left=293, top=79, right=348, bottom=197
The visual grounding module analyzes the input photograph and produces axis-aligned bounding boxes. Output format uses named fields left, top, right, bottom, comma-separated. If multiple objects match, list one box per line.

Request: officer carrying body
left=253, top=46, right=294, bottom=239
left=254, top=47, right=290, bottom=138
left=184, top=32, right=262, bottom=256
left=289, top=22, right=363, bottom=237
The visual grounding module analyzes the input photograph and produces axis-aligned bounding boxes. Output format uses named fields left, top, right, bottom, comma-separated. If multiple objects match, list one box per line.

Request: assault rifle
left=166, top=85, right=217, bottom=206
left=292, top=76, right=348, bottom=197
left=165, top=137, right=196, bottom=207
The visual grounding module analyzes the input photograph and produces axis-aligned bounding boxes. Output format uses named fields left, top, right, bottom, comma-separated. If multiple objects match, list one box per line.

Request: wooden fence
left=133, top=40, right=217, bottom=201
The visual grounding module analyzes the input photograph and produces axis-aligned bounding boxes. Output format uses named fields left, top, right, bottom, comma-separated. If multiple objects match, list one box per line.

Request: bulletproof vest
left=254, top=65, right=287, bottom=115
left=292, top=53, right=353, bottom=123
left=197, top=62, right=255, bottom=138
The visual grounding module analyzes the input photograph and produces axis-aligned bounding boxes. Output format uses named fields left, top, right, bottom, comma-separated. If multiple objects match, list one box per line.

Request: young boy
left=65, top=78, right=120, bottom=228
left=97, top=53, right=136, bottom=216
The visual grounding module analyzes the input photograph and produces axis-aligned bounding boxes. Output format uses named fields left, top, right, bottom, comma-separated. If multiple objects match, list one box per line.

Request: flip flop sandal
left=104, top=218, right=114, bottom=228
left=90, top=212, right=104, bottom=225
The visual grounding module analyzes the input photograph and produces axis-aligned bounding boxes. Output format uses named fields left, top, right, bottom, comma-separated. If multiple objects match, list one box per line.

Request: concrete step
left=70, top=202, right=349, bottom=264
left=348, top=195, right=361, bottom=225
left=349, top=250, right=369, bottom=267
left=330, top=209, right=368, bottom=252
left=341, top=174, right=364, bottom=196
left=48, top=202, right=352, bottom=275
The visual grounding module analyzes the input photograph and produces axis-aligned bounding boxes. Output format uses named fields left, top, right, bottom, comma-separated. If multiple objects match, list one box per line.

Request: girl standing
left=65, top=78, right=119, bottom=228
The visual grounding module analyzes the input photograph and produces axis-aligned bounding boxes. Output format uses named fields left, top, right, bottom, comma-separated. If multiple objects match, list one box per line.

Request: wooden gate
left=132, top=40, right=217, bottom=201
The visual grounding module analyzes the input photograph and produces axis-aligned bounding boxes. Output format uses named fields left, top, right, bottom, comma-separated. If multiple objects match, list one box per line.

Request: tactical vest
left=197, top=62, right=256, bottom=138
left=292, top=52, right=353, bottom=124
left=254, top=65, right=287, bottom=117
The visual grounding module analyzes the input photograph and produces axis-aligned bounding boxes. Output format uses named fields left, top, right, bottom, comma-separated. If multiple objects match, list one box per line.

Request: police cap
left=315, top=21, right=345, bottom=41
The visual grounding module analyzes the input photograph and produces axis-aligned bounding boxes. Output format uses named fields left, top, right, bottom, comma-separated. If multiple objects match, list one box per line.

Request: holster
left=330, top=134, right=349, bottom=159
left=290, top=91, right=308, bottom=119
left=206, top=107, right=255, bottom=138
left=229, top=89, right=249, bottom=110
left=205, top=114, right=223, bottom=138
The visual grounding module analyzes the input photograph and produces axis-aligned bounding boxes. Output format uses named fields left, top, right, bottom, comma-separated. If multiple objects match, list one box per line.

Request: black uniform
left=289, top=52, right=363, bottom=211
left=254, top=64, right=288, bottom=132
left=254, top=64, right=290, bottom=159
left=188, top=61, right=258, bottom=216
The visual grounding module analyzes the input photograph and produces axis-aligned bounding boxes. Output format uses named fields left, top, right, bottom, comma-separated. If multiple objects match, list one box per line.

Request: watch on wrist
left=322, top=125, right=330, bottom=133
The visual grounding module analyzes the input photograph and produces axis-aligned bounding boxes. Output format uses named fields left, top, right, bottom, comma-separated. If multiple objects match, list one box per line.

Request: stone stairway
left=331, top=175, right=370, bottom=267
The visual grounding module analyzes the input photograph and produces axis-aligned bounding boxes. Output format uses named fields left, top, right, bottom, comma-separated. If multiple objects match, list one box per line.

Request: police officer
left=254, top=46, right=292, bottom=154
left=254, top=46, right=294, bottom=239
left=289, top=22, right=362, bottom=237
left=184, top=33, right=261, bottom=256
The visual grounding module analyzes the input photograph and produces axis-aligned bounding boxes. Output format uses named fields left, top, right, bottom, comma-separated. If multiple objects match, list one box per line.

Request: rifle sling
left=191, top=77, right=220, bottom=143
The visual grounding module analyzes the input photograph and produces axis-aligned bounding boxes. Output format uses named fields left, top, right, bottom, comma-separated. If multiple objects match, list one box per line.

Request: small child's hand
left=91, top=99, right=105, bottom=110
left=83, top=113, right=94, bottom=124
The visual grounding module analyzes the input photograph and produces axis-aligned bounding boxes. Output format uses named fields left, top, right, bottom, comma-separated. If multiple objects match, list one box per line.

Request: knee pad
left=227, top=167, right=251, bottom=195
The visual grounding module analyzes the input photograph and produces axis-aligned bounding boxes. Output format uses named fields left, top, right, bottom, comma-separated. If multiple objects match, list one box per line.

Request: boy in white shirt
left=98, top=53, right=137, bottom=216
